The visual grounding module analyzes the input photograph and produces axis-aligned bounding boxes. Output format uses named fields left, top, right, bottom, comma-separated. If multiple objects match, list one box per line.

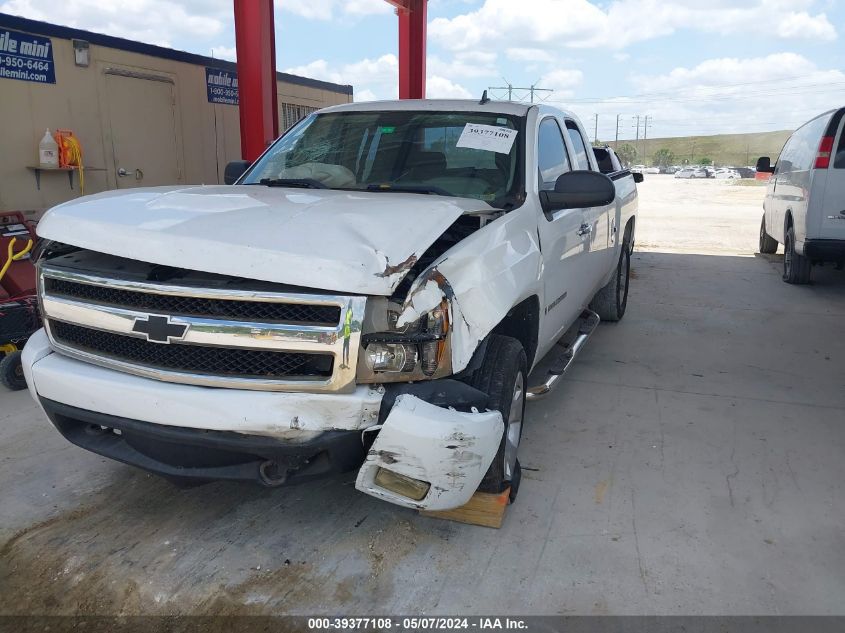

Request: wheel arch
left=490, top=295, right=540, bottom=369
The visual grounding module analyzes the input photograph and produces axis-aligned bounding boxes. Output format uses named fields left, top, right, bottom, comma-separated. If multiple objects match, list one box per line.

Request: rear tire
left=783, top=226, right=811, bottom=284
left=590, top=246, right=631, bottom=322
left=0, top=351, right=26, bottom=391
left=759, top=216, right=778, bottom=254
left=464, top=335, right=527, bottom=498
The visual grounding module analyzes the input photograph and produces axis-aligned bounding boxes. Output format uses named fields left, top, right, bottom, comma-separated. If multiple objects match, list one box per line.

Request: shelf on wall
left=26, top=165, right=106, bottom=191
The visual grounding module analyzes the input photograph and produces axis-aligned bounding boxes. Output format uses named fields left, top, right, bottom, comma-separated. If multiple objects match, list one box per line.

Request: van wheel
left=590, top=246, right=630, bottom=322
left=0, top=351, right=27, bottom=391
left=783, top=226, right=811, bottom=284
left=464, top=335, right=527, bottom=499
left=759, top=216, right=778, bottom=254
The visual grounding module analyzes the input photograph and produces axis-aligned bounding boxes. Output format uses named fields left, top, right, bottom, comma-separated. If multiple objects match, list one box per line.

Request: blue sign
left=0, top=28, right=55, bottom=84
left=206, top=67, right=238, bottom=105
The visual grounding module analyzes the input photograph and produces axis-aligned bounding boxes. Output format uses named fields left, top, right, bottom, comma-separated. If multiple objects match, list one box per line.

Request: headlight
left=357, top=291, right=452, bottom=383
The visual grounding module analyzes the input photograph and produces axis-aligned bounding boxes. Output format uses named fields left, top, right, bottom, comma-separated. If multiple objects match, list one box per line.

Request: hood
left=37, top=185, right=490, bottom=295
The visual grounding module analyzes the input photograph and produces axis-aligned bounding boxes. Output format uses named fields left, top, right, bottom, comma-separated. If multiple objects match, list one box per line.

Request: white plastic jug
left=39, top=129, right=59, bottom=167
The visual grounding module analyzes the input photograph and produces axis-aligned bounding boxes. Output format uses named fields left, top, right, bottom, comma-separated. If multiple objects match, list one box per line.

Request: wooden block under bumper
left=420, top=488, right=510, bottom=528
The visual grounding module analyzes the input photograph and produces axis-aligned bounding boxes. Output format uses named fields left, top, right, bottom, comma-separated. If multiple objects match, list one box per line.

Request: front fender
left=398, top=207, right=543, bottom=372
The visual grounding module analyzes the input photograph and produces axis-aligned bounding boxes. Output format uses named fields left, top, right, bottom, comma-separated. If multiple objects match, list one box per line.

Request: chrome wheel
left=503, top=371, right=525, bottom=480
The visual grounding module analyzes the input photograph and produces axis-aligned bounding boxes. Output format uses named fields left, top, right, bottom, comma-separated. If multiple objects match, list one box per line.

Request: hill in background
left=608, top=129, right=793, bottom=167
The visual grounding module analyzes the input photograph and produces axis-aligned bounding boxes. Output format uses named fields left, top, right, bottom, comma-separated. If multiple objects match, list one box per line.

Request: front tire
left=590, top=246, right=631, bottom=322
left=783, top=226, right=811, bottom=284
left=0, top=351, right=26, bottom=391
left=464, top=335, right=527, bottom=498
left=759, top=215, right=778, bottom=254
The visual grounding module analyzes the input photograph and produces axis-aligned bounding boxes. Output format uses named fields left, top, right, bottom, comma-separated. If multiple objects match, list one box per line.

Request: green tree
left=616, top=143, right=637, bottom=167
left=699, top=157, right=713, bottom=166
left=653, top=148, right=675, bottom=167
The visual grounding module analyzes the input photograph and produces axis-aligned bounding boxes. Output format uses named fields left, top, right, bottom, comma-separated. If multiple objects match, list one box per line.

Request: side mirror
left=633, top=172, right=644, bottom=184
left=224, top=160, right=251, bottom=185
left=756, top=156, right=775, bottom=174
left=540, top=170, right=616, bottom=216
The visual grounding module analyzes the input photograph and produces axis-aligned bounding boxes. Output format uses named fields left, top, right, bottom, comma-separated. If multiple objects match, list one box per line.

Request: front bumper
left=23, top=329, right=504, bottom=509
left=41, top=398, right=365, bottom=486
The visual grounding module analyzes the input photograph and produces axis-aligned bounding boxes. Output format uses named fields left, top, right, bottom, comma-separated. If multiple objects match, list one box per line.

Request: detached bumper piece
left=40, top=399, right=366, bottom=487
left=356, top=394, right=503, bottom=511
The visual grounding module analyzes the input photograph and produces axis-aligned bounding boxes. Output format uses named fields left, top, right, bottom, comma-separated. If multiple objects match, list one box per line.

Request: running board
left=526, top=309, right=600, bottom=401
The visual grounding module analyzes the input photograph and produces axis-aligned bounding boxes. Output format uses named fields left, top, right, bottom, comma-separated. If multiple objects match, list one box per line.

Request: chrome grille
left=51, top=321, right=333, bottom=379
left=45, top=277, right=341, bottom=325
left=39, top=262, right=365, bottom=392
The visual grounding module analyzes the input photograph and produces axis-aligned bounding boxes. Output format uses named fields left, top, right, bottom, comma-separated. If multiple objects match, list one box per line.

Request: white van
left=758, top=107, right=845, bottom=283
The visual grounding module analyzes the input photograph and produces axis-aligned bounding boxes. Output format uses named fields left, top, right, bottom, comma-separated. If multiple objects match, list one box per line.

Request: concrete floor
left=1, top=177, right=844, bottom=615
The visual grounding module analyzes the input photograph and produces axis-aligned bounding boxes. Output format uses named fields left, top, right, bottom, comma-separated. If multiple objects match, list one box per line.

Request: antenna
left=479, top=89, right=490, bottom=105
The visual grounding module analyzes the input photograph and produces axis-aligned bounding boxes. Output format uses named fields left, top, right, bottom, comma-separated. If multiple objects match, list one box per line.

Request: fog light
left=374, top=467, right=430, bottom=501
left=365, top=342, right=417, bottom=372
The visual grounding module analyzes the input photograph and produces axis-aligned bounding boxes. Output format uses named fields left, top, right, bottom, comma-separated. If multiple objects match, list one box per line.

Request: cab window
left=565, top=121, right=591, bottom=170
left=537, top=118, right=571, bottom=190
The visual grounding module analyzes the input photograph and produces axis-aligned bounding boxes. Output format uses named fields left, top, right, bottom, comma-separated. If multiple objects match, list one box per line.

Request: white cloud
left=428, top=51, right=498, bottom=80
left=430, top=0, right=837, bottom=51
left=562, top=53, right=845, bottom=141
left=285, top=54, right=399, bottom=98
left=506, top=48, right=554, bottom=63
left=210, top=45, right=236, bottom=61
left=0, top=0, right=227, bottom=48
left=427, top=75, right=472, bottom=99
left=285, top=54, right=472, bottom=101
left=538, top=68, right=584, bottom=98
left=279, top=0, right=391, bottom=20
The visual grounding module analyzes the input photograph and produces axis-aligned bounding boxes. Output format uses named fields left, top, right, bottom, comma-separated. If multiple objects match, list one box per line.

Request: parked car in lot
left=714, top=168, right=741, bottom=179
left=758, top=106, right=845, bottom=283
left=644, top=166, right=660, bottom=174
left=631, top=164, right=646, bottom=173
left=24, top=100, right=639, bottom=511
left=675, top=167, right=708, bottom=179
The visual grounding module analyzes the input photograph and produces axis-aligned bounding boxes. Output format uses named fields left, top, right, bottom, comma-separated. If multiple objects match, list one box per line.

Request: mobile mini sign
left=0, top=28, right=55, bottom=84
left=206, top=67, right=238, bottom=105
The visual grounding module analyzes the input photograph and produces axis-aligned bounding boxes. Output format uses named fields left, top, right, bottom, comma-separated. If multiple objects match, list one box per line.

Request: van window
left=537, top=118, right=571, bottom=190
left=565, top=121, right=591, bottom=170
left=779, top=114, right=831, bottom=172
left=834, top=116, right=845, bottom=169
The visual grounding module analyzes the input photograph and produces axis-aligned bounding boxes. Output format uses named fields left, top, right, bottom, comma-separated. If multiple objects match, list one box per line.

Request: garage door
left=103, top=68, right=182, bottom=189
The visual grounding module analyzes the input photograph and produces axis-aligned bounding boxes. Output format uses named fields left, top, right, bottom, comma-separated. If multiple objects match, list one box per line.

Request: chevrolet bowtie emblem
left=131, top=315, right=189, bottom=344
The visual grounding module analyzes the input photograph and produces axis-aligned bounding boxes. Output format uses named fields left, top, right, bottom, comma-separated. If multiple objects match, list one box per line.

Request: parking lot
left=1, top=176, right=844, bottom=615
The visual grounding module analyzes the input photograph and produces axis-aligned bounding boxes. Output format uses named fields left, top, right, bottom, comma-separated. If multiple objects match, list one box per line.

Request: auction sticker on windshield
left=456, top=123, right=517, bottom=154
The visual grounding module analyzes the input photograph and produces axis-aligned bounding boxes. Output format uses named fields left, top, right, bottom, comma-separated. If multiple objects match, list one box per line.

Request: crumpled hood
left=37, top=185, right=490, bottom=295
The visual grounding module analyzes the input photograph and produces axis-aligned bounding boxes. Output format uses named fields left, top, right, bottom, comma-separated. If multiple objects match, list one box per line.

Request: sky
left=2, top=0, right=844, bottom=140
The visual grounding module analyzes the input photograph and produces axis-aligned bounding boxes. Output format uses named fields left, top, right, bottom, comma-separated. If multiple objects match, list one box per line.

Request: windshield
left=241, top=110, right=524, bottom=208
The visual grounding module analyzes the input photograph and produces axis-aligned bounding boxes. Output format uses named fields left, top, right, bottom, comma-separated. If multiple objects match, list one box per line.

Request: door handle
left=576, top=223, right=592, bottom=237
left=118, top=167, right=143, bottom=180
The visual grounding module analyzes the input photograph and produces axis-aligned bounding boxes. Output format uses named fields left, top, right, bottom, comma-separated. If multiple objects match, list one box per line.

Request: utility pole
left=594, top=113, right=599, bottom=144
left=634, top=115, right=640, bottom=162
left=643, top=115, right=652, bottom=163
left=615, top=114, right=621, bottom=145
left=487, top=82, right=552, bottom=103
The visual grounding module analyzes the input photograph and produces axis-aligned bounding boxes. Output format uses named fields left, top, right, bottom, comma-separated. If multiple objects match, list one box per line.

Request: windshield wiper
left=365, top=184, right=451, bottom=197
left=255, top=178, right=328, bottom=189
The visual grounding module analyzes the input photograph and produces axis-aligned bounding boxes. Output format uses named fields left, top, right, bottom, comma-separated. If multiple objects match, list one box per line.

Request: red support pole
left=234, top=0, right=279, bottom=161
left=398, top=0, right=426, bottom=99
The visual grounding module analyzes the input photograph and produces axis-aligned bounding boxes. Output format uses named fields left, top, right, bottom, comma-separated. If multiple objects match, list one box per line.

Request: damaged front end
left=356, top=394, right=503, bottom=510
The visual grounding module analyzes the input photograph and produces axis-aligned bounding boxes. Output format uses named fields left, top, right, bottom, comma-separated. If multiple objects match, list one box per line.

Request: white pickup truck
left=23, top=99, right=638, bottom=511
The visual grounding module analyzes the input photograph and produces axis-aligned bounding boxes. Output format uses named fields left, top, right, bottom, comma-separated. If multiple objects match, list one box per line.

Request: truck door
left=564, top=119, right=611, bottom=290
left=818, top=111, right=845, bottom=242
left=535, top=116, right=594, bottom=345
